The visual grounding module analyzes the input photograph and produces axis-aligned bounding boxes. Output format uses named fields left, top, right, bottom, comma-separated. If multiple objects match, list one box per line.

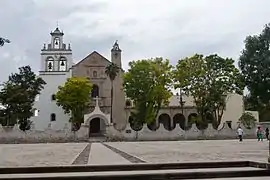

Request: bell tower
left=32, top=27, right=73, bottom=131
left=111, top=40, right=122, bottom=67
left=111, top=41, right=126, bottom=130
left=40, top=27, right=72, bottom=73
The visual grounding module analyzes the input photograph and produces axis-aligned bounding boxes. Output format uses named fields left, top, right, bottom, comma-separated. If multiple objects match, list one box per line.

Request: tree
left=0, top=66, right=46, bottom=131
left=56, top=77, right=92, bottom=131
left=105, top=63, right=120, bottom=124
left=174, top=54, right=244, bottom=128
left=123, top=58, right=173, bottom=127
left=0, top=37, right=10, bottom=47
left=238, top=112, right=256, bottom=129
left=239, top=23, right=270, bottom=114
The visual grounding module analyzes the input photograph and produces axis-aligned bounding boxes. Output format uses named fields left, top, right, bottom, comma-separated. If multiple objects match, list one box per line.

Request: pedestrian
left=237, top=126, right=243, bottom=142
left=265, top=127, right=269, bottom=140
left=256, top=127, right=263, bottom=141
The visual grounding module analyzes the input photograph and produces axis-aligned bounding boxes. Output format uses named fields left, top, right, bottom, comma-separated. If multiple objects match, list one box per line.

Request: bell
left=60, top=60, right=65, bottom=66
left=48, top=62, right=52, bottom=69
left=55, top=41, right=58, bottom=45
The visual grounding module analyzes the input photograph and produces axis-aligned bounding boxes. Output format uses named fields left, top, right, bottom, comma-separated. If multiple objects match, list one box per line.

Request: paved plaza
left=0, top=139, right=268, bottom=167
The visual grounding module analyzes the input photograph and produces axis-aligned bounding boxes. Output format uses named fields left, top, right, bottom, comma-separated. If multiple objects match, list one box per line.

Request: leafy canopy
left=105, top=62, right=120, bottom=81
left=174, top=54, right=244, bottom=127
left=239, top=23, right=270, bottom=111
left=56, top=77, right=92, bottom=130
left=238, top=112, right=256, bottom=129
left=123, top=57, right=173, bottom=125
left=0, top=66, right=46, bottom=131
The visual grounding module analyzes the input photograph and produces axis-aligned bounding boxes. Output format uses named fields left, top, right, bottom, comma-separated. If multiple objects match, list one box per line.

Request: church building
left=31, top=28, right=255, bottom=136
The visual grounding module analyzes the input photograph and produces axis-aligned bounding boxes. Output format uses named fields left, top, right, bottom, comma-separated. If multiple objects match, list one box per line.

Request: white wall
left=31, top=70, right=71, bottom=130
left=221, top=94, right=244, bottom=129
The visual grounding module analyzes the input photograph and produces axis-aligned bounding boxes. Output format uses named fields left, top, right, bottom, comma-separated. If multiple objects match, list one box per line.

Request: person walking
left=256, top=126, right=263, bottom=141
left=265, top=127, right=269, bottom=140
left=237, top=126, right=243, bottom=142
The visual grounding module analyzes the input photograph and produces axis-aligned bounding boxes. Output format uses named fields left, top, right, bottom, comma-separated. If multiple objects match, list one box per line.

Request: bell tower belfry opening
left=40, top=27, right=72, bottom=73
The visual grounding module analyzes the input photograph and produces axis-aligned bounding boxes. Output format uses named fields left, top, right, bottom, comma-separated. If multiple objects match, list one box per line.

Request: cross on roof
left=93, top=96, right=102, bottom=107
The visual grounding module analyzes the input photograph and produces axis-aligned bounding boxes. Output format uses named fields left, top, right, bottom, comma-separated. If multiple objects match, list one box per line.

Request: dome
left=50, top=27, right=64, bottom=36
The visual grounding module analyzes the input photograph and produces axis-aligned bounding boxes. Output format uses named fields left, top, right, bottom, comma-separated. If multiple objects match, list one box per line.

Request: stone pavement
left=106, top=139, right=269, bottom=163
left=0, top=143, right=87, bottom=167
left=88, top=143, right=130, bottom=165
left=0, top=139, right=268, bottom=167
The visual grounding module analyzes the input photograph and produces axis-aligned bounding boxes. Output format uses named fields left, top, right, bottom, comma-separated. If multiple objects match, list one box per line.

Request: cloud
left=0, top=0, right=270, bottom=83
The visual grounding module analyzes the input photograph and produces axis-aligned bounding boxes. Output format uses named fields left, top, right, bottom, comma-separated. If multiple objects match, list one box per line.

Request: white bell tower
left=32, top=27, right=72, bottom=131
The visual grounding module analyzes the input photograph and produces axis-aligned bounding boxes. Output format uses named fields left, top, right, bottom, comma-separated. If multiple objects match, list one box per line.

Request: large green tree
left=174, top=54, right=244, bottom=128
left=56, top=77, right=92, bottom=131
left=123, top=58, right=173, bottom=127
left=239, top=23, right=270, bottom=116
left=0, top=66, right=46, bottom=130
left=105, top=62, right=120, bottom=123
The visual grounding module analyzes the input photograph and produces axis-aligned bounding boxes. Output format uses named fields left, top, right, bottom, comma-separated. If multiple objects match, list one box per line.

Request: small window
left=93, top=71, right=97, bottom=77
left=50, top=113, right=56, bottom=121
left=91, top=84, right=99, bottom=98
left=51, top=94, right=56, bottom=101
left=226, top=121, right=232, bottom=129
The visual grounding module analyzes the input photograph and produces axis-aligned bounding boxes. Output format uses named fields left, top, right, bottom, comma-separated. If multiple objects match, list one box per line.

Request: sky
left=0, top=0, right=269, bottom=83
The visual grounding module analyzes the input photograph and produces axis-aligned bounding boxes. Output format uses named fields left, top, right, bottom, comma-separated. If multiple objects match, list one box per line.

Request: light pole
left=179, top=88, right=186, bottom=128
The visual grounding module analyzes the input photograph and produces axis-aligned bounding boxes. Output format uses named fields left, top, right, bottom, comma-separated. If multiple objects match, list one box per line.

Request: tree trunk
left=110, top=80, right=113, bottom=124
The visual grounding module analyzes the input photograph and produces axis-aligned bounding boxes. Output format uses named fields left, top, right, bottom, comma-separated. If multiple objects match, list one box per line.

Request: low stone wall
left=106, top=123, right=258, bottom=141
left=0, top=125, right=89, bottom=143
left=0, top=122, right=263, bottom=143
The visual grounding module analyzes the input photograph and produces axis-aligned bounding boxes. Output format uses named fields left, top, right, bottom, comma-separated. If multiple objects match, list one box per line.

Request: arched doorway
left=187, top=113, right=198, bottom=129
left=88, top=117, right=107, bottom=137
left=158, top=113, right=171, bottom=130
left=90, top=118, right=101, bottom=136
left=173, top=113, right=185, bottom=130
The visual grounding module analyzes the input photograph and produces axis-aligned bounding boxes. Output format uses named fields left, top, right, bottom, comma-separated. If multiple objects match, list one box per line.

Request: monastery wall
left=0, top=122, right=268, bottom=143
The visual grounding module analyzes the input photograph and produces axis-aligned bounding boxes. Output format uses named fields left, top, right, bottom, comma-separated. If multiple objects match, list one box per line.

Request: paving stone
left=0, top=143, right=87, bottom=167
left=0, top=140, right=268, bottom=167
left=106, top=139, right=270, bottom=163
left=88, top=143, right=131, bottom=165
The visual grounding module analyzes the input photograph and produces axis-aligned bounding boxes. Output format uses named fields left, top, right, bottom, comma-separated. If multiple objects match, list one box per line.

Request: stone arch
left=59, top=57, right=67, bottom=71
left=129, top=116, right=142, bottom=131
left=91, top=84, right=99, bottom=98
left=45, top=56, right=54, bottom=71
left=187, top=113, right=198, bottom=129
left=173, top=113, right=185, bottom=130
left=206, top=112, right=217, bottom=129
left=85, top=114, right=109, bottom=126
left=158, top=113, right=171, bottom=130
left=147, top=120, right=159, bottom=131
left=86, top=114, right=109, bottom=137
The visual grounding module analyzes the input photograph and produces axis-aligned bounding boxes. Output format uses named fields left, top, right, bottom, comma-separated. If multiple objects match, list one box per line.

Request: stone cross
left=93, top=96, right=102, bottom=107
